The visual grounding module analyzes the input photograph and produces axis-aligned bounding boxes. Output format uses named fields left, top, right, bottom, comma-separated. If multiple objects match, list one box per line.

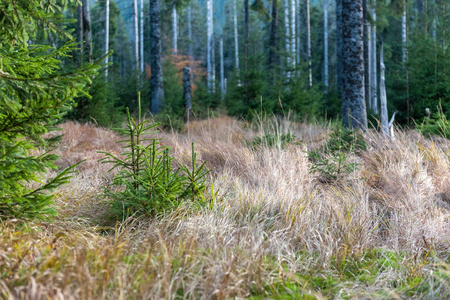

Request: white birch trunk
left=307, top=0, right=312, bottom=87
left=371, top=0, right=378, bottom=114
left=133, top=0, right=139, bottom=72
left=104, top=0, right=109, bottom=78
left=284, top=0, right=291, bottom=78
left=324, top=0, right=329, bottom=89
left=187, top=7, right=193, bottom=59
left=291, top=0, right=296, bottom=70
left=207, top=0, right=213, bottom=91
left=220, top=37, right=225, bottom=99
left=380, top=43, right=389, bottom=137
left=140, top=0, right=144, bottom=74
left=296, top=0, right=301, bottom=68
left=172, top=6, right=178, bottom=54
left=233, top=0, right=239, bottom=72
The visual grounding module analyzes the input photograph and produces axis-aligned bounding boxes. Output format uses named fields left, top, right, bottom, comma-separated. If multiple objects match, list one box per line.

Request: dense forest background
left=64, top=0, right=450, bottom=132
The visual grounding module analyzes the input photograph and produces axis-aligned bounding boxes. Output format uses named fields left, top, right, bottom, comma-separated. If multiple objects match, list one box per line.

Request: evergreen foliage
left=0, top=0, right=99, bottom=219
left=100, top=95, right=210, bottom=220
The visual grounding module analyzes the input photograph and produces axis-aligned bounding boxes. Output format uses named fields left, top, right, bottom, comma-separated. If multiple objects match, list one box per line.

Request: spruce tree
left=0, top=0, right=99, bottom=219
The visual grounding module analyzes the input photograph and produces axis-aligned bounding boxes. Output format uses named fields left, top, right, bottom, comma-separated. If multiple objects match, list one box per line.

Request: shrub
left=0, top=0, right=98, bottom=219
left=416, top=105, right=450, bottom=139
left=245, top=132, right=299, bottom=150
left=308, top=127, right=365, bottom=182
left=100, top=96, right=210, bottom=220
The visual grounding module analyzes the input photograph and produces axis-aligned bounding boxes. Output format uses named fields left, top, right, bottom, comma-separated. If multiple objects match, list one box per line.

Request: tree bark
left=183, top=67, right=192, bottom=123
left=207, top=0, right=213, bottom=91
left=244, top=0, right=249, bottom=98
left=268, top=0, right=278, bottom=70
left=172, top=5, right=178, bottom=54
left=341, top=0, right=367, bottom=129
left=104, top=0, right=110, bottom=78
left=370, top=0, right=378, bottom=114
left=380, top=43, right=389, bottom=137
left=187, top=6, right=194, bottom=59
left=336, top=0, right=343, bottom=96
left=324, top=0, right=329, bottom=89
left=140, top=0, right=144, bottom=74
left=363, top=0, right=371, bottom=109
left=233, top=0, right=240, bottom=75
left=76, top=4, right=83, bottom=66
left=306, top=0, right=312, bottom=87
left=82, top=0, right=92, bottom=62
left=291, top=0, right=296, bottom=70
left=284, top=0, right=291, bottom=78
left=150, top=0, right=164, bottom=113
left=133, top=0, right=139, bottom=72
left=220, top=36, right=225, bottom=99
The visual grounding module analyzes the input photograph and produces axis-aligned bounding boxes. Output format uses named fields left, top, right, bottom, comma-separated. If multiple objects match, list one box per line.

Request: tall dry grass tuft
left=2, top=117, right=449, bottom=299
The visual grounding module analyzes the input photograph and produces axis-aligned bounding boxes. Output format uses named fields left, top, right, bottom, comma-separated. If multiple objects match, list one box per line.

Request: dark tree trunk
left=76, top=4, right=83, bottom=66
left=268, top=0, right=278, bottom=70
left=150, top=0, right=164, bottom=113
left=183, top=67, right=192, bottom=123
left=336, top=0, right=343, bottom=97
left=82, top=0, right=92, bottom=63
left=341, top=0, right=367, bottom=129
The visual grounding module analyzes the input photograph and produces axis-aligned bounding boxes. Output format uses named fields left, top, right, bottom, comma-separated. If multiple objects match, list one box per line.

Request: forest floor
left=1, top=116, right=450, bottom=299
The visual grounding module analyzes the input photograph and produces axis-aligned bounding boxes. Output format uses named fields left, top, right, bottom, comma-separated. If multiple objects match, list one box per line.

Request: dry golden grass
left=1, top=117, right=450, bottom=299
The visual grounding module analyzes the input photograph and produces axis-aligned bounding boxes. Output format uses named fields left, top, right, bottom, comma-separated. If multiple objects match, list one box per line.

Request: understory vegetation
left=1, top=116, right=449, bottom=299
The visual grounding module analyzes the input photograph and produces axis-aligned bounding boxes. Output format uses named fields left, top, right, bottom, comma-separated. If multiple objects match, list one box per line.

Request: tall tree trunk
left=172, top=5, right=178, bottom=54
left=380, top=43, right=389, bottom=137
left=284, top=0, right=291, bottom=78
left=402, top=2, right=410, bottom=122
left=296, top=0, right=301, bottom=69
left=150, top=0, right=164, bottom=113
left=187, top=6, right=194, bottom=59
left=291, top=0, right=296, bottom=70
left=183, top=67, right=192, bottom=123
left=133, top=0, right=139, bottom=72
left=140, top=0, right=144, bottom=74
left=371, top=0, right=378, bottom=114
left=82, top=0, right=92, bottom=62
left=336, top=0, right=343, bottom=96
left=233, top=0, right=240, bottom=76
left=207, top=0, right=213, bottom=91
left=341, top=0, right=367, bottom=129
left=324, top=0, right=329, bottom=90
left=76, top=4, right=83, bottom=66
left=268, top=0, right=278, bottom=70
left=306, top=0, right=312, bottom=87
left=363, top=0, right=372, bottom=110
left=244, top=0, right=249, bottom=99
left=220, top=36, right=225, bottom=99
left=212, top=35, right=216, bottom=93
left=104, top=0, right=110, bottom=78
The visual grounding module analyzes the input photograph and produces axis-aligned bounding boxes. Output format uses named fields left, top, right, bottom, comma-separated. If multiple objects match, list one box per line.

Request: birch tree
left=187, top=6, right=193, bottom=59
left=291, top=0, right=296, bottom=70
left=220, top=36, right=225, bottom=99
left=306, top=0, right=312, bottom=87
left=370, top=0, right=378, bottom=114
left=172, top=5, right=178, bottom=54
left=341, top=0, right=367, bottom=129
left=132, top=0, right=139, bottom=72
left=324, top=0, right=329, bottom=89
left=150, top=0, right=164, bottom=113
left=207, top=0, right=213, bottom=91
left=104, top=0, right=110, bottom=78
left=380, top=43, right=389, bottom=137
left=140, top=0, right=144, bottom=74
left=284, top=0, right=291, bottom=78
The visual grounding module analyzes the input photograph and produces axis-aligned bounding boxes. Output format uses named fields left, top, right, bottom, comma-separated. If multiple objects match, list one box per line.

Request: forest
left=1, top=0, right=450, bottom=298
